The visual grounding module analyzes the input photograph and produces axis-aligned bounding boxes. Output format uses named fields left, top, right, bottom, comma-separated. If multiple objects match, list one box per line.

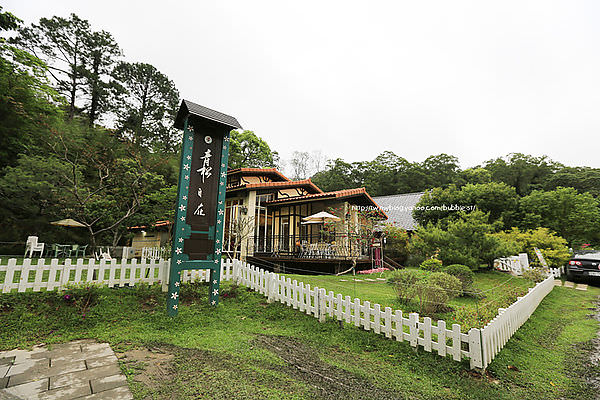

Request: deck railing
left=240, top=234, right=371, bottom=260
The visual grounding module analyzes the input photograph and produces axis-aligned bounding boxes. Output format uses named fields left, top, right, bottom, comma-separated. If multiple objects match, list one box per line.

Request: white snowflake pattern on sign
left=221, top=172, right=226, bottom=177
left=186, top=155, right=191, bottom=160
left=214, top=260, right=219, bottom=263
left=212, top=289, right=219, bottom=296
left=172, top=304, right=178, bottom=310
left=171, top=292, right=179, bottom=299
left=218, top=209, right=224, bottom=215
left=218, top=201, right=223, bottom=205
left=215, top=249, right=221, bottom=255
left=185, top=175, right=189, bottom=180
left=175, top=281, right=180, bottom=287
left=217, top=219, right=222, bottom=224
left=213, top=280, right=217, bottom=284
left=179, top=205, right=186, bottom=211
left=188, top=135, right=193, bottom=140
left=175, top=247, right=182, bottom=254
left=183, top=164, right=189, bottom=170
left=197, top=149, right=212, bottom=182
left=176, top=259, right=182, bottom=264
left=215, top=239, right=220, bottom=244
left=180, top=216, right=185, bottom=221
left=211, top=300, right=216, bottom=305
left=183, top=195, right=187, bottom=200
left=178, top=238, right=183, bottom=243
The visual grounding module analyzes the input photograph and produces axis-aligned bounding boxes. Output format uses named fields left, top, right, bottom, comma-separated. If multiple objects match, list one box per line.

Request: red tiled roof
left=227, top=179, right=323, bottom=194
left=227, top=168, right=290, bottom=182
left=266, top=187, right=388, bottom=218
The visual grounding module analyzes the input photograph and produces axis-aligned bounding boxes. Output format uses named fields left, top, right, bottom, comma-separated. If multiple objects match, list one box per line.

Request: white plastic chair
left=95, top=246, right=112, bottom=260
left=24, top=236, right=45, bottom=258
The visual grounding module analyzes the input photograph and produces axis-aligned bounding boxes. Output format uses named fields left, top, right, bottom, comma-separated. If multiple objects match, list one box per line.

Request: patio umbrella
left=301, top=211, right=341, bottom=224
left=50, top=218, right=86, bottom=228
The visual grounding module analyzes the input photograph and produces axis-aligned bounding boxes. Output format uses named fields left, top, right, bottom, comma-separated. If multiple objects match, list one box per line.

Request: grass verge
left=0, top=280, right=597, bottom=399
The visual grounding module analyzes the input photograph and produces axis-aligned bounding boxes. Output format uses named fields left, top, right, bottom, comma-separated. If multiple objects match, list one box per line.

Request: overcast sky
left=6, top=1, right=600, bottom=170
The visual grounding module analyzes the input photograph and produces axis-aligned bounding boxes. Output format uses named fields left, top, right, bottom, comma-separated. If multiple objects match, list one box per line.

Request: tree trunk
left=88, top=52, right=100, bottom=127
left=111, top=228, right=121, bottom=247
left=87, top=226, right=97, bottom=252
left=68, top=49, right=78, bottom=120
left=135, top=73, right=150, bottom=145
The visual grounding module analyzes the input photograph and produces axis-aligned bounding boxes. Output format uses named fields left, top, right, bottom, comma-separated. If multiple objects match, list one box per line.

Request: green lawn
left=0, top=280, right=597, bottom=399
left=281, top=269, right=535, bottom=329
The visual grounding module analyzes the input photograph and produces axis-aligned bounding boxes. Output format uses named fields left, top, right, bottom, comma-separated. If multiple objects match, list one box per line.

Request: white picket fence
left=480, top=274, right=555, bottom=366
left=548, top=266, right=564, bottom=278
left=494, top=253, right=530, bottom=275
left=1, top=258, right=555, bottom=370
left=141, top=247, right=169, bottom=260
left=0, top=258, right=235, bottom=293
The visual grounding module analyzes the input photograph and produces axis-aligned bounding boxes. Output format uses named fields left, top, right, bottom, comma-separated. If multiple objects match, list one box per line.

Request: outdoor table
left=55, top=244, right=69, bottom=258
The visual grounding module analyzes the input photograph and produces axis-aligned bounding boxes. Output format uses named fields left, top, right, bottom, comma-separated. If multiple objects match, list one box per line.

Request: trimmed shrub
left=522, top=267, right=548, bottom=283
left=443, top=264, right=475, bottom=295
left=413, top=281, right=450, bottom=314
left=388, top=269, right=427, bottom=304
left=427, top=272, right=462, bottom=298
left=420, top=258, right=443, bottom=272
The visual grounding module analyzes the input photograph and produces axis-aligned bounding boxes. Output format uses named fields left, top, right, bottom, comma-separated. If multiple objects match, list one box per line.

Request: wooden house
left=128, top=220, right=172, bottom=258
left=224, top=168, right=386, bottom=273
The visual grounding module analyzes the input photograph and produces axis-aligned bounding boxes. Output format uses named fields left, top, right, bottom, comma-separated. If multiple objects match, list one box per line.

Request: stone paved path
left=554, top=280, right=588, bottom=291
left=0, top=340, right=132, bottom=400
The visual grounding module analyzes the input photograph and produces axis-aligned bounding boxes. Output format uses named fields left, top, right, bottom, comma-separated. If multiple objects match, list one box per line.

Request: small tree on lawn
left=225, top=214, right=255, bottom=261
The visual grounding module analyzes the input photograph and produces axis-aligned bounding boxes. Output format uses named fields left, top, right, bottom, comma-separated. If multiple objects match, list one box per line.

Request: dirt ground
left=252, top=335, right=401, bottom=400
left=117, top=336, right=404, bottom=400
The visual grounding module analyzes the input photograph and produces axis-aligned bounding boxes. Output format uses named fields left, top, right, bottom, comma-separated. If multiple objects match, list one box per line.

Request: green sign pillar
left=167, top=100, right=242, bottom=316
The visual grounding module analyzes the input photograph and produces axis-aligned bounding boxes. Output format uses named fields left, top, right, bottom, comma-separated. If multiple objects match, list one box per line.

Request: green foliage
left=228, top=130, right=278, bottom=169
left=443, top=264, right=474, bottom=294
left=492, top=227, right=571, bottom=268
left=13, top=13, right=92, bottom=119
left=412, top=281, right=449, bottom=314
left=522, top=267, right=548, bottom=283
left=544, top=166, right=600, bottom=198
left=483, top=153, right=562, bottom=196
left=60, top=283, right=102, bottom=317
left=312, top=152, right=460, bottom=196
left=112, top=62, right=180, bottom=152
left=419, top=258, right=443, bottom=271
left=0, top=41, right=62, bottom=170
left=0, top=6, right=21, bottom=31
left=382, top=224, right=409, bottom=263
left=427, top=272, right=462, bottom=298
left=387, top=269, right=427, bottom=303
left=413, top=182, right=519, bottom=229
left=410, top=211, right=516, bottom=269
left=519, top=187, right=600, bottom=245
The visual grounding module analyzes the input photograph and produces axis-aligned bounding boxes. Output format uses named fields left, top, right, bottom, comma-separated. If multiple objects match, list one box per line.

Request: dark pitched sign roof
left=372, top=192, right=425, bottom=231
left=174, top=99, right=243, bottom=130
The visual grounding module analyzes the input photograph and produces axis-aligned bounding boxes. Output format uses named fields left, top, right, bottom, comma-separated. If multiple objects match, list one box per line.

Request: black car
left=566, top=252, right=600, bottom=281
